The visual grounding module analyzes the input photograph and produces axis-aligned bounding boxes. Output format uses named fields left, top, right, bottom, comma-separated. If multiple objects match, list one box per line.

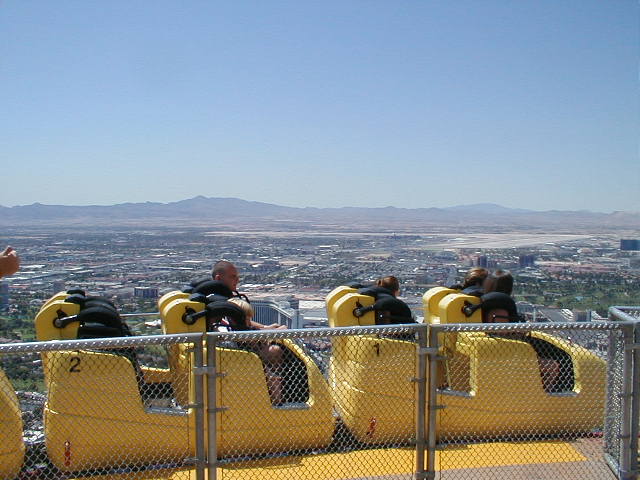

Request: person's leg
left=537, top=357, right=560, bottom=392
left=258, top=343, right=285, bottom=404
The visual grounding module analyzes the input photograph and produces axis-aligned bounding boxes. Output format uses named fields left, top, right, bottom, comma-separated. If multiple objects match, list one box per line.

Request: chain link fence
left=610, top=307, right=640, bottom=480
left=429, top=321, right=632, bottom=480
left=0, top=333, right=203, bottom=480
left=0, top=322, right=637, bottom=480
left=206, top=324, right=425, bottom=480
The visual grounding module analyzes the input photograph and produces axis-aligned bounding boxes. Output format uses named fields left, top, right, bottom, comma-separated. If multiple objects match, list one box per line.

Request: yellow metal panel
left=438, top=331, right=606, bottom=437
left=215, top=341, right=334, bottom=457
left=331, top=293, right=375, bottom=327
left=43, top=350, right=191, bottom=472
left=330, top=335, right=416, bottom=444
left=325, top=286, right=357, bottom=322
left=422, top=287, right=456, bottom=324
left=39, top=291, right=72, bottom=311
left=35, top=300, right=81, bottom=341
left=158, top=290, right=189, bottom=314
left=0, top=370, right=24, bottom=480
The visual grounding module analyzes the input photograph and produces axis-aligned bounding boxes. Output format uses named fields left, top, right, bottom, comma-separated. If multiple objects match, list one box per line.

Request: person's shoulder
left=193, top=280, right=233, bottom=298
left=461, top=285, right=483, bottom=296
left=358, top=286, right=394, bottom=299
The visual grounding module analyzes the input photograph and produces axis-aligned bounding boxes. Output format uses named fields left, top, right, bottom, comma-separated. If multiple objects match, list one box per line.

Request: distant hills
left=0, top=196, right=638, bottom=231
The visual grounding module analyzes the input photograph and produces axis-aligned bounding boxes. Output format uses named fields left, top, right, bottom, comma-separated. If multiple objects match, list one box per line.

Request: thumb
left=1, top=246, right=13, bottom=256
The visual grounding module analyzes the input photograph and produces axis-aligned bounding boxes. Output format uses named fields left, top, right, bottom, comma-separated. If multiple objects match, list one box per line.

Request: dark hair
left=480, top=292, right=518, bottom=321
left=376, top=276, right=400, bottom=294
left=462, top=268, right=488, bottom=289
left=211, top=260, right=235, bottom=279
left=484, top=270, right=514, bottom=295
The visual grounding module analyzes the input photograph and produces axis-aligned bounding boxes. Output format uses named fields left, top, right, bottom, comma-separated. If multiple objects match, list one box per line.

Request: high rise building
left=476, top=255, right=488, bottom=268
left=0, top=281, right=9, bottom=311
left=519, top=254, right=536, bottom=268
left=134, top=287, right=159, bottom=299
left=620, top=239, right=640, bottom=251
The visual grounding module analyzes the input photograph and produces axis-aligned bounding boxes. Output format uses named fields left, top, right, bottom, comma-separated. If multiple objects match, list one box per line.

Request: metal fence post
left=192, top=334, right=206, bottom=480
left=415, top=324, right=429, bottom=479
left=206, top=333, right=219, bottom=480
left=630, top=321, right=640, bottom=479
left=425, top=325, right=441, bottom=479
left=620, top=324, right=635, bottom=480
left=604, top=325, right=622, bottom=474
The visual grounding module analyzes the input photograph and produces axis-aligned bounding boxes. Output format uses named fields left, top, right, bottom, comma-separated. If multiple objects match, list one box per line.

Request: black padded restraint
left=373, top=296, right=415, bottom=325
left=205, top=301, right=249, bottom=331
left=192, top=280, right=234, bottom=298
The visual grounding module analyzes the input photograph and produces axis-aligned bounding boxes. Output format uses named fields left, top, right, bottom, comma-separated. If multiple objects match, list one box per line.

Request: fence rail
left=0, top=321, right=637, bottom=480
left=610, top=307, right=640, bottom=480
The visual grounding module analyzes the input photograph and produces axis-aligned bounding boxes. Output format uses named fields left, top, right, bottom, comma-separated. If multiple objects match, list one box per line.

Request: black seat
left=68, top=294, right=174, bottom=403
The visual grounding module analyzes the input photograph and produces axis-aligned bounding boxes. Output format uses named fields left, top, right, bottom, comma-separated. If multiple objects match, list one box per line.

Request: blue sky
left=1, top=1, right=638, bottom=212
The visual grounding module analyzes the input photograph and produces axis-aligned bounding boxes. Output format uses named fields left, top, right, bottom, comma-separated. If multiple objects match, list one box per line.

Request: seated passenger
left=226, top=298, right=285, bottom=405
left=476, top=292, right=571, bottom=393
left=483, top=269, right=514, bottom=296
left=358, top=275, right=401, bottom=299
left=212, top=260, right=286, bottom=330
left=358, top=276, right=416, bottom=326
left=478, top=292, right=519, bottom=323
left=450, top=267, right=488, bottom=297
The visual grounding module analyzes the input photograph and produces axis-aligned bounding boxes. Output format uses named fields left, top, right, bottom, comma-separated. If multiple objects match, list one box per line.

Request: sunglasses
left=490, top=314, right=512, bottom=323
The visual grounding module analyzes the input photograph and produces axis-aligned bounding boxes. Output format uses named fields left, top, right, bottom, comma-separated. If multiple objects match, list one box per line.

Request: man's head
left=211, top=260, right=239, bottom=292
left=480, top=292, right=518, bottom=323
left=483, top=270, right=514, bottom=295
left=376, top=276, right=400, bottom=296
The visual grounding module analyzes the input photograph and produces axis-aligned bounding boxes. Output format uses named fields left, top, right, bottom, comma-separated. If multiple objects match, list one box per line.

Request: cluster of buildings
left=0, top=229, right=638, bottom=332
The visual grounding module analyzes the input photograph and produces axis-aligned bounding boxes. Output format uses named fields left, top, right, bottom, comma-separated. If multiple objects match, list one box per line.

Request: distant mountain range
left=0, top=197, right=638, bottom=231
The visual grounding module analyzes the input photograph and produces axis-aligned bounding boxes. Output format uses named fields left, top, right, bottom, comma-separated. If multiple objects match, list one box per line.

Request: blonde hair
left=227, top=298, right=254, bottom=321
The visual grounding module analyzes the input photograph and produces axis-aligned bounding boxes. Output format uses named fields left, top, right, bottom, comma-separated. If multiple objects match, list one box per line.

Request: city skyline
left=1, top=1, right=638, bottom=212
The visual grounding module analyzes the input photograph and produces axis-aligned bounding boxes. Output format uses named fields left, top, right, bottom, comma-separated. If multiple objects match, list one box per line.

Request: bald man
left=212, top=260, right=240, bottom=293
left=211, top=260, right=285, bottom=330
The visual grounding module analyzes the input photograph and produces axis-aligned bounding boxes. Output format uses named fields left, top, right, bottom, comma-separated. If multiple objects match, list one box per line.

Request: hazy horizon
left=0, top=195, right=637, bottom=215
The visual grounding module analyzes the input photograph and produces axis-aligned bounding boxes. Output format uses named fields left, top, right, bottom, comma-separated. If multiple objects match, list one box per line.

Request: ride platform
left=68, top=438, right=616, bottom=480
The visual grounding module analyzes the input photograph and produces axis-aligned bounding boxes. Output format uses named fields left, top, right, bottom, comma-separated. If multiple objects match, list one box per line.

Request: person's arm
left=249, top=320, right=287, bottom=330
left=0, top=246, right=19, bottom=278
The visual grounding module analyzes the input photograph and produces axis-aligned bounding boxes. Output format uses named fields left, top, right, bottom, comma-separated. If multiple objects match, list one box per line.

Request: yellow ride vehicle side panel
left=35, top=300, right=82, bottom=341
left=215, top=343, right=334, bottom=457
left=422, top=287, right=456, bottom=324
left=43, top=350, right=191, bottom=472
left=158, top=290, right=189, bottom=315
left=39, top=291, right=72, bottom=312
left=438, top=331, right=606, bottom=438
left=0, top=370, right=24, bottom=480
left=161, top=298, right=335, bottom=457
left=325, top=286, right=357, bottom=320
left=330, top=335, right=417, bottom=444
left=330, top=293, right=375, bottom=327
